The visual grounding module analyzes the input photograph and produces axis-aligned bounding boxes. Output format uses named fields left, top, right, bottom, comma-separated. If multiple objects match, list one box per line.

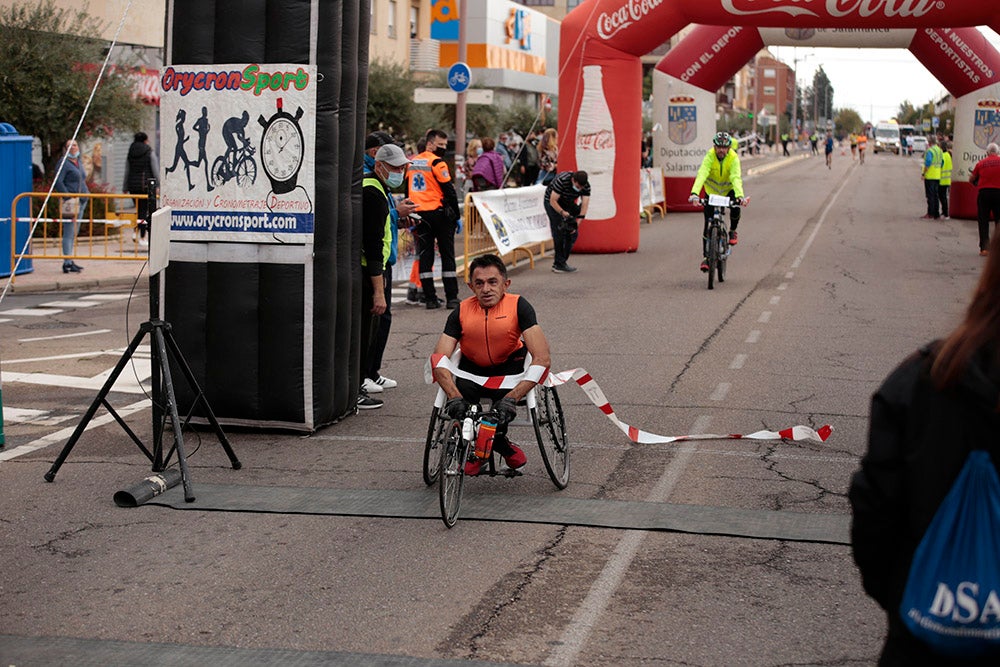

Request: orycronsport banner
left=470, top=185, right=551, bottom=251
left=159, top=64, right=317, bottom=243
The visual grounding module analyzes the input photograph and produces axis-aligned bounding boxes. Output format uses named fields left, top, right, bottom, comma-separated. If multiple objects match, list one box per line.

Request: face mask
left=69, top=151, right=80, bottom=159
left=434, top=146, right=447, bottom=157
left=476, top=148, right=483, bottom=156
left=386, top=170, right=405, bottom=189
left=572, top=185, right=581, bottom=193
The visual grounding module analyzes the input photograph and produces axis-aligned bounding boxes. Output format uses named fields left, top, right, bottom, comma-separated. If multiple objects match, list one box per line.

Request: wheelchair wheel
left=532, top=385, right=570, bottom=489
left=423, top=407, right=448, bottom=486
left=439, top=421, right=467, bottom=528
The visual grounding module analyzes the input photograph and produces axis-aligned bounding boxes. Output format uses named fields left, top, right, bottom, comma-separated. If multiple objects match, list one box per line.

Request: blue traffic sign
left=447, top=62, right=472, bottom=93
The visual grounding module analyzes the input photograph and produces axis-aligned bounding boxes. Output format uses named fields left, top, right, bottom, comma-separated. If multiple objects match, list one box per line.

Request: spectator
left=53, top=138, right=88, bottom=274
left=544, top=170, right=590, bottom=273
left=123, top=131, right=160, bottom=247
left=470, top=136, right=505, bottom=192
left=519, top=130, right=540, bottom=187
left=969, top=142, right=1000, bottom=256
left=535, top=128, right=558, bottom=185
left=496, top=132, right=513, bottom=170
left=849, top=231, right=1000, bottom=663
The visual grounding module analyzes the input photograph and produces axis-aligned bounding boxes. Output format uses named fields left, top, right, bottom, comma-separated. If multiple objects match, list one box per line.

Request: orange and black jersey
left=443, top=293, right=538, bottom=376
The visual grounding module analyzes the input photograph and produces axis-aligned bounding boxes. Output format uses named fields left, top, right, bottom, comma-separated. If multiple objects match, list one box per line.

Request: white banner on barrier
left=159, top=64, right=318, bottom=244
left=469, top=185, right=552, bottom=251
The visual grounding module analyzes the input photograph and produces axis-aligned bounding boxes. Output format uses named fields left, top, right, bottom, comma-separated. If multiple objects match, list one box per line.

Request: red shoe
left=464, top=459, right=482, bottom=476
left=700, top=258, right=709, bottom=272
left=728, top=231, right=738, bottom=245
left=504, top=444, right=527, bottom=470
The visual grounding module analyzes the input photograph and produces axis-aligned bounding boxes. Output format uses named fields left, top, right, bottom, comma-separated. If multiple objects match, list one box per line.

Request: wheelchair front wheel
left=423, top=407, right=448, bottom=486
left=532, top=385, right=570, bottom=489
left=439, top=421, right=468, bottom=528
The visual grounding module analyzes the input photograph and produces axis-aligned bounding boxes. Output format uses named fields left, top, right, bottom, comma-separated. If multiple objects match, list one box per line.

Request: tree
left=366, top=59, right=422, bottom=138
left=834, top=108, right=864, bottom=137
left=812, top=66, right=834, bottom=126
left=0, top=0, right=143, bottom=169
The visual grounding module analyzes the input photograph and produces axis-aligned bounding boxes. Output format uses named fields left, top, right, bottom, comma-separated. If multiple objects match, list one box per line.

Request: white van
left=874, top=123, right=901, bottom=155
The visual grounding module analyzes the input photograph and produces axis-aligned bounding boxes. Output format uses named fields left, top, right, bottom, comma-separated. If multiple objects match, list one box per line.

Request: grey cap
left=375, top=143, right=411, bottom=167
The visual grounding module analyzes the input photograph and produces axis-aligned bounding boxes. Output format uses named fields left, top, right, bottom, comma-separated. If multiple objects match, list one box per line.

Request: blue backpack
left=899, top=449, right=1000, bottom=657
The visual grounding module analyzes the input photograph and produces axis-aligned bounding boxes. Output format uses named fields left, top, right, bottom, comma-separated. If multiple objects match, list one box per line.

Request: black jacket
left=124, top=141, right=156, bottom=193
left=849, top=343, right=1000, bottom=665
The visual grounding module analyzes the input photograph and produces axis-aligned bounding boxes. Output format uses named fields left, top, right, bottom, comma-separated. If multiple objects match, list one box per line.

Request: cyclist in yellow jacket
left=689, top=131, right=746, bottom=271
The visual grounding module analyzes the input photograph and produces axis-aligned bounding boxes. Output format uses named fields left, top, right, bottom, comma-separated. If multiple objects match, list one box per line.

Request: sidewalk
left=2, top=257, right=150, bottom=295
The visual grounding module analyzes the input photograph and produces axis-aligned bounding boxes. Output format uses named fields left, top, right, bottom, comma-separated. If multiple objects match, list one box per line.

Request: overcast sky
left=770, top=27, right=1000, bottom=124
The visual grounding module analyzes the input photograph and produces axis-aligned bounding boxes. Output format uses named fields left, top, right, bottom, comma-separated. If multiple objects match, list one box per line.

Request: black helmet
left=713, top=131, right=732, bottom=148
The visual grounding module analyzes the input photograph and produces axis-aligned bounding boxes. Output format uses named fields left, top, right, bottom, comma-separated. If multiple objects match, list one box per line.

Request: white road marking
left=3, top=357, right=151, bottom=394
left=790, top=173, right=851, bottom=269
left=4, top=348, right=146, bottom=364
left=545, top=415, right=713, bottom=667
left=0, top=399, right=151, bottom=461
left=769, top=295, right=781, bottom=305
left=745, top=330, right=761, bottom=343
left=0, top=308, right=65, bottom=316
left=40, top=300, right=102, bottom=308
left=758, top=311, right=772, bottom=323
left=2, top=407, right=75, bottom=427
left=17, top=329, right=113, bottom=343
left=709, top=383, right=731, bottom=401
left=79, top=294, right=131, bottom=301
left=729, top=354, right=748, bottom=369
left=785, top=271, right=794, bottom=279
left=777, top=282, right=789, bottom=291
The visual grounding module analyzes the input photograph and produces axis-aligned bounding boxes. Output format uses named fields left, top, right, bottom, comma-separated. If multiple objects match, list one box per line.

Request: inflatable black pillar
left=163, top=0, right=366, bottom=429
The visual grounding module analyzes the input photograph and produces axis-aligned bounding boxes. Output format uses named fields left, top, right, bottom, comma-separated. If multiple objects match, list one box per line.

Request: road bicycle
left=423, top=384, right=569, bottom=528
left=699, top=194, right=744, bottom=290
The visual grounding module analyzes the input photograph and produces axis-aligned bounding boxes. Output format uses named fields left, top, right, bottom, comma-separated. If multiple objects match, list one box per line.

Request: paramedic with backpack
left=849, top=232, right=1000, bottom=664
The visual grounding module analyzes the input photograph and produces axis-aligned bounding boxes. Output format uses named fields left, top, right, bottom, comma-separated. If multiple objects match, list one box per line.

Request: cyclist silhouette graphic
left=164, top=108, right=195, bottom=190
left=212, top=110, right=258, bottom=188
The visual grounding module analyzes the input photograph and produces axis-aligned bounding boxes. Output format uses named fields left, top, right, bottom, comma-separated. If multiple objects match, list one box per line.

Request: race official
left=407, top=129, right=461, bottom=310
left=920, top=135, right=943, bottom=220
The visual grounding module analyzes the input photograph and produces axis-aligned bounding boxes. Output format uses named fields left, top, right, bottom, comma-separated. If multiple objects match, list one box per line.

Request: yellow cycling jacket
left=691, top=148, right=744, bottom=198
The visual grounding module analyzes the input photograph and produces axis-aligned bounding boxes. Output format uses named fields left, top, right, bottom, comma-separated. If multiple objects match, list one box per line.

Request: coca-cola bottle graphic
left=576, top=65, right=617, bottom=220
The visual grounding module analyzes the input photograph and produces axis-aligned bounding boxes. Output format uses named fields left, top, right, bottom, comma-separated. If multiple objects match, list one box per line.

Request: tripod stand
left=44, top=181, right=241, bottom=501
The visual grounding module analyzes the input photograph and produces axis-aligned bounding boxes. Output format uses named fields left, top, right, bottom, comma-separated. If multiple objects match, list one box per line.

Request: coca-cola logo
left=596, top=0, right=665, bottom=40
left=577, top=130, right=615, bottom=151
left=720, top=0, right=941, bottom=19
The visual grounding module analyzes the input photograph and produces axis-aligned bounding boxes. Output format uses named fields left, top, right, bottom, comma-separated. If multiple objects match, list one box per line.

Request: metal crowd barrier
left=9, top=192, right=149, bottom=282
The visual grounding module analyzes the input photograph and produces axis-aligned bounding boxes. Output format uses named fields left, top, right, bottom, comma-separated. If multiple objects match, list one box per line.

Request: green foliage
left=811, top=66, right=834, bottom=122
left=0, top=0, right=143, bottom=169
left=366, top=59, right=422, bottom=139
left=834, top=108, right=864, bottom=136
left=498, top=103, right=542, bottom=138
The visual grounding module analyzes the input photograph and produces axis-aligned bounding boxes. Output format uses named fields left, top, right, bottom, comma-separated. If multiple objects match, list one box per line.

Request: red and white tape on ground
left=427, top=355, right=833, bottom=445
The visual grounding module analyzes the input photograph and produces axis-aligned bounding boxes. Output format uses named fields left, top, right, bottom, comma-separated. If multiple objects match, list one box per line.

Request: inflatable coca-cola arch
left=559, top=0, right=1000, bottom=252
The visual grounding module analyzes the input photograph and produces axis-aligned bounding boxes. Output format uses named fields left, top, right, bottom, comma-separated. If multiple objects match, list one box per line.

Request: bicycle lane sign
left=448, top=62, right=471, bottom=93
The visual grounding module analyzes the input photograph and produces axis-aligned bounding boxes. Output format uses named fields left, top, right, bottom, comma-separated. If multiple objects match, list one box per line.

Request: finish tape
left=427, top=354, right=832, bottom=445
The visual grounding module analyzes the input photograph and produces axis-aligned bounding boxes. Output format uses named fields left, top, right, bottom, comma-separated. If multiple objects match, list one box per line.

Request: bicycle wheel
left=717, top=231, right=727, bottom=284
left=707, top=224, right=719, bottom=290
left=422, top=407, right=448, bottom=485
left=211, top=157, right=227, bottom=187
left=532, top=385, right=570, bottom=489
left=438, top=421, right=467, bottom=528
left=236, top=157, right=257, bottom=187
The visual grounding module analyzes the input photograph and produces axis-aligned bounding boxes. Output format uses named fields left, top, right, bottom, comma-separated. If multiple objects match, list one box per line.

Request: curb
left=745, top=153, right=810, bottom=178
left=5, top=274, right=144, bottom=295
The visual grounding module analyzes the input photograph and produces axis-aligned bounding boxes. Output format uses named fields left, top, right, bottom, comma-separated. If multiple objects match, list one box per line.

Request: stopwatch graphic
left=258, top=97, right=305, bottom=195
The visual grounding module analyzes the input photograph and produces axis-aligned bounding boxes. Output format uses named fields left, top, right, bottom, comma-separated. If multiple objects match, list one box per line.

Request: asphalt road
left=0, top=148, right=984, bottom=665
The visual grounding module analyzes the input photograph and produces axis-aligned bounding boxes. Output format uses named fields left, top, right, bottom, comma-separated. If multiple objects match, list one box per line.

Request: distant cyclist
left=689, top=131, right=746, bottom=272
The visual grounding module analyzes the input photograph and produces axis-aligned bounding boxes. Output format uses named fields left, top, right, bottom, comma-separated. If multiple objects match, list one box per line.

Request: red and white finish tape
left=427, top=355, right=833, bottom=445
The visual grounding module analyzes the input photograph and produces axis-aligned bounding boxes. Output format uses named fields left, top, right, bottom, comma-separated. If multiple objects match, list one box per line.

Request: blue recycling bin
left=0, top=122, right=34, bottom=277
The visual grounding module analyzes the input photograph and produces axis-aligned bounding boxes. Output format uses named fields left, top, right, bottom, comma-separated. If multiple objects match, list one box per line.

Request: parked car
left=910, top=135, right=928, bottom=153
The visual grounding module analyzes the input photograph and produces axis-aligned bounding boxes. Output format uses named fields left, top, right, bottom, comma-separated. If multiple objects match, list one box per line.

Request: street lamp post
left=455, top=0, right=468, bottom=158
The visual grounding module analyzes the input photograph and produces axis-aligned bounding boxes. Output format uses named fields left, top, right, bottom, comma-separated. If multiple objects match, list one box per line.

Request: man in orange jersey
left=407, top=129, right=461, bottom=309
left=431, top=254, right=552, bottom=475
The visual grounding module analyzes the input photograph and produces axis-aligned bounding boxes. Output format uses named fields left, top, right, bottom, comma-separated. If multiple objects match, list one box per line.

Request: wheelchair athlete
left=431, top=253, right=552, bottom=476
